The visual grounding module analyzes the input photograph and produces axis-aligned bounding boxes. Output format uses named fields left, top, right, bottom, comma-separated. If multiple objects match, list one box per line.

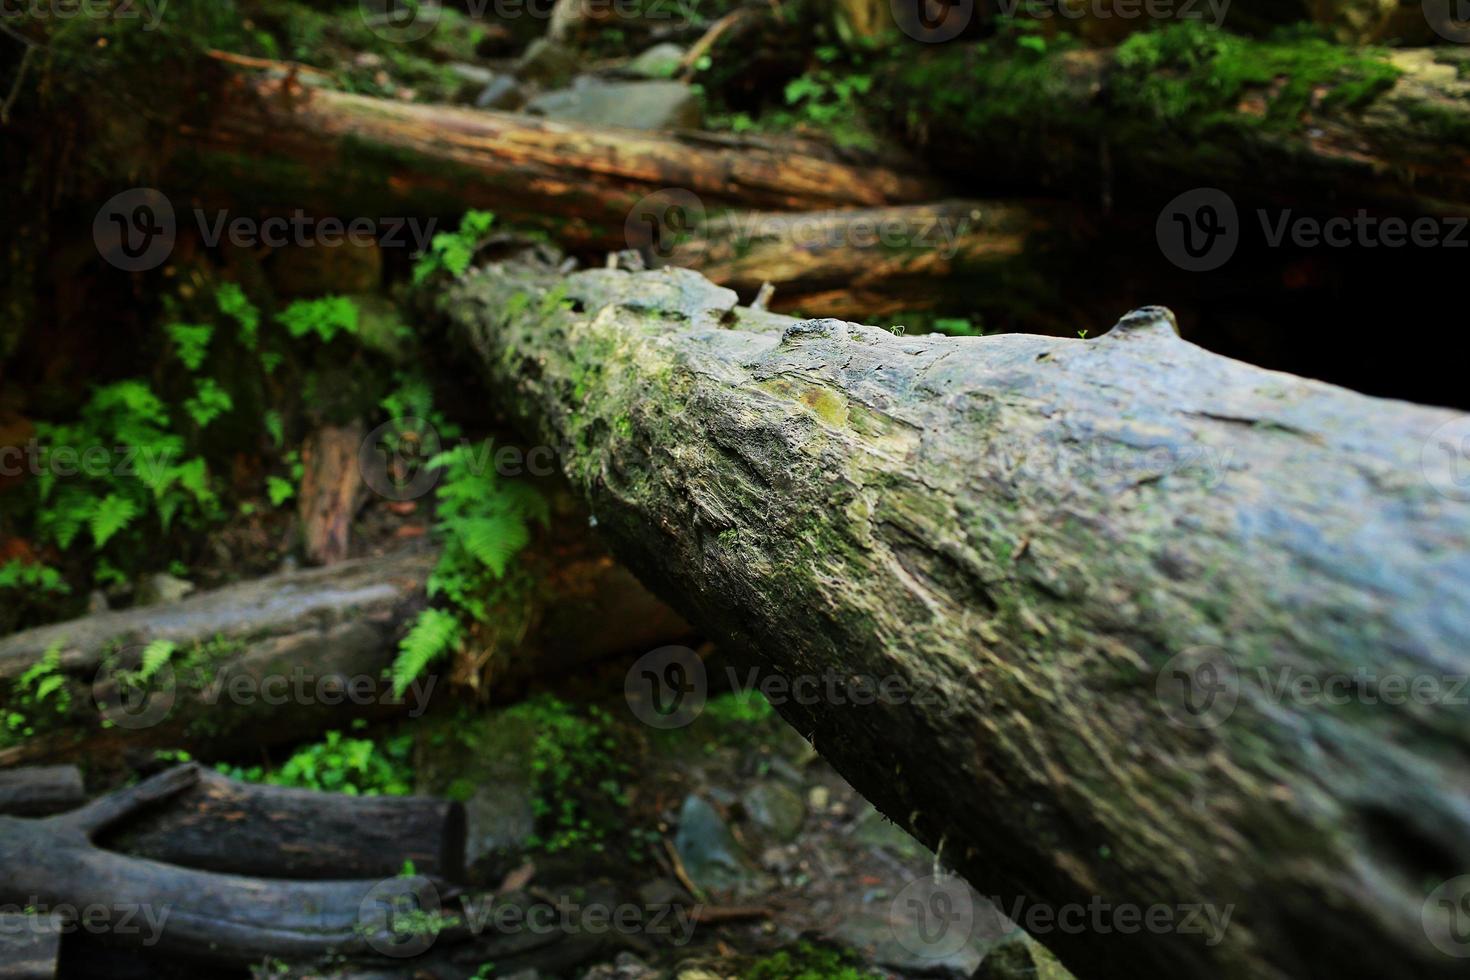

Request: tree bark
left=0, top=766, right=85, bottom=817
left=435, top=259, right=1470, bottom=980
left=172, top=61, right=941, bottom=250
left=97, top=768, right=465, bottom=881
left=883, top=39, right=1470, bottom=214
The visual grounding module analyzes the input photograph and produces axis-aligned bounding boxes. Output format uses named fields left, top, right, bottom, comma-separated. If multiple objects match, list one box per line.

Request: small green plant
left=388, top=440, right=546, bottom=695
left=413, top=210, right=496, bottom=285
left=2, top=640, right=70, bottom=744
left=219, top=729, right=414, bottom=796
left=277, top=296, right=361, bottom=343
left=746, top=942, right=880, bottom=979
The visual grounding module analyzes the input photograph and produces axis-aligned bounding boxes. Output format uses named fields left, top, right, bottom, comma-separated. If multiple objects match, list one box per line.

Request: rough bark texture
left=885, top=38, right=1470, bottom=214
left=0, top=765, right=85, bottom=816
left=99, top=768, right=465, bottom=881
left=174, top=63, right=940, bottom=249
left=661, top=199, right=1049, bottom=318
left=298, top=422, right=367, bottom=565
left=437, top=259, right=1470, bottom=980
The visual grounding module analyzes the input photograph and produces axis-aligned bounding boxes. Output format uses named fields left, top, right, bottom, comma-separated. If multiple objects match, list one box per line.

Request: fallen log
left=0, top=765, right=85, bottom=817
left=170, top=60, right=941, bottom=250
left=883, top=32, right=1470, bottom=214
left=435, top=259, right=1470, bottom=980
left=98, top=767, right=466, bottom=881
left=657, top=199, right=1052, bottom=320
left=0, top=522, right=690, bottom=765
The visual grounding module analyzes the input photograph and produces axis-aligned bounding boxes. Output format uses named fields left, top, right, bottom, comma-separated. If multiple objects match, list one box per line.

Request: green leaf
left=89, top=494, right=139, bottom=549
left=278, top=296, right=360, bottom=343
left=165, top=323, right=214, bottom=372
left=184, top=378, right=233, bottom=428
left=216, top=282, right=260, bottom=350
left=390, top=608, right=462, bottom=697
left=266, top=476, right=296, bottom=507
left=138, top=640, right=176, bottom=682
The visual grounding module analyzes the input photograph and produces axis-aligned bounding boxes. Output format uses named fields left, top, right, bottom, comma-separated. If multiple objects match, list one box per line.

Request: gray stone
left=475, top=74, right=526, bottom=111
left=514, top=38, right=579, bottom=87
left=674, top=794, right=770, bottom=896
left=742, top=781, right=805, bottom=842
left=626, top=42, right=686, bottom=79
left=135, top=573, right=196, bottom=607
left=525, top=79, right=702, bottom=131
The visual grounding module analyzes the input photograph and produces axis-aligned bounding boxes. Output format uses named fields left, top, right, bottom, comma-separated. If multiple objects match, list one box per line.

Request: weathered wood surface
left=99, top=767, right=465, bottom=881
left=175, top=62, right=941, bottom=249
left=437, top=259, right=1470, bottom=980
left=885, top=40, right=1470, bottom=214
left=0, top=765, right=85, bottom=816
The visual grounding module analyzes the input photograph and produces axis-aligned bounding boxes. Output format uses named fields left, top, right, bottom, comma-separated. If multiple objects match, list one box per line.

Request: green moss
left=1112, top=23, right=1402, bottom=132
left=746, top=942, right=880, bottom=980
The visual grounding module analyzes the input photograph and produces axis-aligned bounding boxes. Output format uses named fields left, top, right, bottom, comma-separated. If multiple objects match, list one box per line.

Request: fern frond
left=390, top=608, right=462, bottom=696
left=89, top=494, right=139, bottom=549
left=138, top=640, right=177, bottom=682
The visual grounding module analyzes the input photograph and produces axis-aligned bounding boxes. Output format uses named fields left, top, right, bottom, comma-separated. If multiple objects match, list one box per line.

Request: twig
left=662, top=837, right=705, bottom=900
left=751, top=281, right=775, bottom=312
left=677, top=8, right=753, bottom=80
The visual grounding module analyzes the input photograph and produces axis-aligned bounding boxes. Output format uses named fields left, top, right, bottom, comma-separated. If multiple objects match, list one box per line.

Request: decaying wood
left=0, top=765, right=85, bottom=816
left=173, top=60, right=941, bottom=250
left=0, top=913, right=61, bottom=980
left=298, top=421, right=367, bottom=565
left=438, top=259, right=1470, bottom=980
left=661, top=199, right=1048, bottom=318
left=884, top=42, right=1470, bottom=214
left=0, top=528, right=690, bottom=765
left=99, top=767, right=465, bottom=881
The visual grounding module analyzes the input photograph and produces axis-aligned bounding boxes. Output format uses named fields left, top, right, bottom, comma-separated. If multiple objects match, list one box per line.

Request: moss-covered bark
left=441, top=259, right=1470, bottom=980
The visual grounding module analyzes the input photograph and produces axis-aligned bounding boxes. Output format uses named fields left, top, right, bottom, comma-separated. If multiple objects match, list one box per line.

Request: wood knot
left=781, top=318, right=849, bottom=346
left=1106, top=306, right=1180, bottom=338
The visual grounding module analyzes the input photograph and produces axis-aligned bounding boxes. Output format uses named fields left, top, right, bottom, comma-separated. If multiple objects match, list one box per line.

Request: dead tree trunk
left=172, top=62, right=941, bottom=249
left=0, top=766, right=85, bottom=817
left=0, top=913, right=61, bottom=980
left=883, top=39, right=1470, bottom=214
left=97, top=768, right=465, bottom=881
left=436, top=259, right=1470, bottom=980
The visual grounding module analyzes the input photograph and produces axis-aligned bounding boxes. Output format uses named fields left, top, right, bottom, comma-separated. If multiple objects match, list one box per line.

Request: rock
left=524, top=79, right=702, bottom=131
left=513, top=38, right=579, bottom=88
left=742, top=781, right=805, bottom=842
left=626, top=42, right=685, bottom=79
left=674, top=794, right=771, bottom=897
left=448, top=61, right=495, bottom=96
left=974, top=932, right=1078, bottom=980
left=86, top=590, right=109, bottom=614
left=475, top=74, right=526, bottom=111
left=807, top=785, right=830, bottom=813
left=582, top=953, right=660, bottom=980
left=135, top=573, right=195, bottom=607
left=829, top=875, right=998, bottom=976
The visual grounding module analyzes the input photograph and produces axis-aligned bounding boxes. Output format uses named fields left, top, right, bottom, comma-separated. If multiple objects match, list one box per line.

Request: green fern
left=412, top=210, right=495, bottom=285
left=278, top=296, right=360, bottom=343
left=183, top=377, right=233, bottom=428
left=89, top=494, right=139, bottom=548
left=266, top=476, right=295, bottom=507
left=391, top=608, right=463, bottom=697
left=215, top=282, right=260, bottom=350
left=165, top=322, right=213, bottom=371
left=138, top=640, right=177, bottom=682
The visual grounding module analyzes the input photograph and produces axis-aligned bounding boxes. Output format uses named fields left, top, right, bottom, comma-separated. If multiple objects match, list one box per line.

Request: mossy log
left=884, top=34, right=1470, bottom=214
left=0, top=530, right=688, bottom=766
left=172, top=61, right=941, bottom=249
left=436, top=259, right=1470, bottom=980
